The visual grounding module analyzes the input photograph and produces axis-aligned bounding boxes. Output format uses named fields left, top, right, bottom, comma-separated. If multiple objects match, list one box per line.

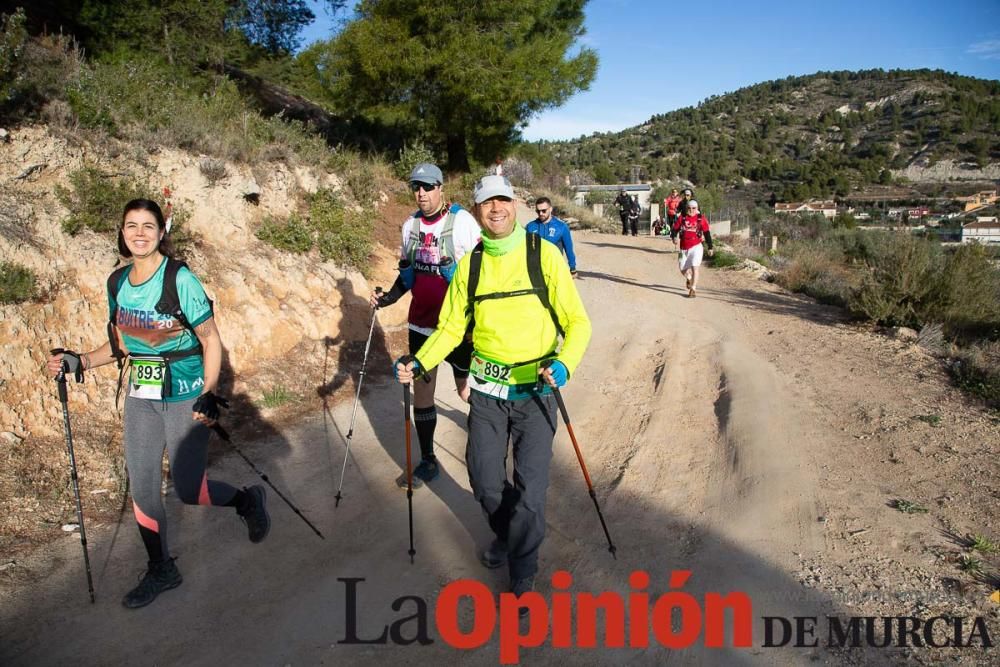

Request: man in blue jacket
left=526, top=197, right=578, bottom=277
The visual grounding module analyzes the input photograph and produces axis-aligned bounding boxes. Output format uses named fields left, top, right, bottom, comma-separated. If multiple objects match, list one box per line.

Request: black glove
left=192, top=391, right=229, bottom=421
left=377, top=263, right=411, bottom=308
left=51, top=348, right=84, bottom=383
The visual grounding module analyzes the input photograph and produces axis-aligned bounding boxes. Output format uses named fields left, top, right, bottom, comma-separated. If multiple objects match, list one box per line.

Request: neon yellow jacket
left=415, top=232, right=591, bottom=385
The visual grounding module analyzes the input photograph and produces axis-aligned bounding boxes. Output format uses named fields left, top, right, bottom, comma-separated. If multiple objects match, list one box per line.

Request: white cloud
left=967, top=40, right=1000, bottom=60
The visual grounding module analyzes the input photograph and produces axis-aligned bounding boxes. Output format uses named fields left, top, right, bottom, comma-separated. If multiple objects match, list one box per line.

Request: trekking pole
left=334, top=287, right=382, bottom=507
left=544, top=371, right=617, bottom=559
left=211, top=425, right=325, bottom=540
left=51, top=349, right=96, bottom=602
left=403, top=383, right=416, bottom=563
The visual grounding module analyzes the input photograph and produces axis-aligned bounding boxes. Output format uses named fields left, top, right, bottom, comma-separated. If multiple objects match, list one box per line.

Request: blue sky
left=299, top=0, right=1000, bottom=141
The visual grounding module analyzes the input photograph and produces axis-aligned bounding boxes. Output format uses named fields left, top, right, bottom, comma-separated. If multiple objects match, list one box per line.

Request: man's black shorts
left=409, top=329, right=473, bottom=379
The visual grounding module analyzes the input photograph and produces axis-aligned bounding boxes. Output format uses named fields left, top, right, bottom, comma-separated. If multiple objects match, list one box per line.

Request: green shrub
left=56, top=168, right=194, bottom=255
left=442, top=173, right=478, bottom=211
left=310, top=189, right=373, bottom=273
left=199, top=157, right=228, bottom=185
left=67, top=56, right=332, bottom=167
left=331, top=148, right=390, bottom=206
left=709, top=249, right=741, bottom=269
left=775, top=246, right=856, bottom=308
left=256, top=189, right=373, bottom=274
left=261, top=385, right=294, bottom=409
left=938, top=243, right=1000, bottom=340
left=0, top=261, right=37, bottom=304
left=394, top=140, right=437, bottom=180
left=0, top=8, right=28, bottom=109
left=583, top=189, right=616, bottom=208
left=56, top=167, right=147, bottom=235
left=949, top=342, right=1000, bottom=407
left=256, top=214, right=312, bottom=254
left=544, top=192, right=611, bottom=232
left=848, top=234, right=943, bottom=328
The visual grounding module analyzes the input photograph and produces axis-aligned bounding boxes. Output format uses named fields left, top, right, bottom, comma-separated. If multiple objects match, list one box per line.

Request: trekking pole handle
left=50, top=347, right=84, bottom=402
left=51, top=347, right=68, bottom=384
left=538, top=360, right=570, bottom=421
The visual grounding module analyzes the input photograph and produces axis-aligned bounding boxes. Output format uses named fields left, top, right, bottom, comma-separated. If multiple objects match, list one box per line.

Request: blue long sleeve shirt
left=525, top=217, right=577, bottom=271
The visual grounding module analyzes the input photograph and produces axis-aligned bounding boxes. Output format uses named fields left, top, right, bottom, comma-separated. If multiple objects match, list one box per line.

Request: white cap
left=473, top=174, right=515, bottom=204
left=688, top=200, right=699, bottom=209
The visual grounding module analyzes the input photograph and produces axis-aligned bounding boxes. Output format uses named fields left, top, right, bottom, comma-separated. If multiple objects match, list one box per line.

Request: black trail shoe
left=122, top=558, right=182, bottom=609
left=238, top=485, right=270, bottom=543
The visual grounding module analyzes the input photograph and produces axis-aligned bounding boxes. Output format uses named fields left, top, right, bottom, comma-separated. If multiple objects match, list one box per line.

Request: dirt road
left=2, top=232, right=997, bottom=666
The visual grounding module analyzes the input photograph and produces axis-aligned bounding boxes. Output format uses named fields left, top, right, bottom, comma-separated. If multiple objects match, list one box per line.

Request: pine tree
left=304, top=0, right=597, bottom=171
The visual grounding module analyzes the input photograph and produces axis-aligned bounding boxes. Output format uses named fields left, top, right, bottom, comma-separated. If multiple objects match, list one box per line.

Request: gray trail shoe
left=480, top=539, right=508, bottom=569
left=122, top=558, right=182, bottom=609
left=396, top=458, right=439, bottom=489
left=510, top=576, right=536, bottom=617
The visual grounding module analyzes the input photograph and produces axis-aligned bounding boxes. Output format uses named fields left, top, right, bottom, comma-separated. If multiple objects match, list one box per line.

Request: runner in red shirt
left=664, top=188, right=682, bottom=224
left=670, top=200, right=714, bottom=298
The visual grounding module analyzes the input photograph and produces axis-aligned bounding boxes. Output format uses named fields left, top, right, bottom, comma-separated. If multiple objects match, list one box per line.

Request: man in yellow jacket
left=394, top=174, right=591, bottom=604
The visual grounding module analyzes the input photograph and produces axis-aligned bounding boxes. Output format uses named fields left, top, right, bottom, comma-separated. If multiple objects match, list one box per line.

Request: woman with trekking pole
left=45, top=198, right=270, bottom=609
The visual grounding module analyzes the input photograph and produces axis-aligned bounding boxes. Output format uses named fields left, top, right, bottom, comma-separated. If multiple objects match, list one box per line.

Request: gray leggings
left=124, top=395, right=239, bottom=560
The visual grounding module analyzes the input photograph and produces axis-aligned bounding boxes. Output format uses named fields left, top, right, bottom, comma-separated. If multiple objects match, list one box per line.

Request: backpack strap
left=439, top=203, right=460, bottom=262
left=157, top=258, right=190, bottom=329
left=464, top=235, right=563, bottom=337
left=525, top=233, right=564, bottom=337
left=106, top=265, right=131, bottom=367
left=465, top=241, right=485, bottom=331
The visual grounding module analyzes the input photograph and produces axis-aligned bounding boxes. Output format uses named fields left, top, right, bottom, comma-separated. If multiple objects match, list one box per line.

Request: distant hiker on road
left=371, top=162, right=481, bottom=489
left=628, top=195, right=640, bottom=236
left=393, top=174, right=591, bottom=611
left=45, top=199, right=269, bottom=609
left=665, top=188, right=682, bottom=224
left=614, top=188, right=632, bottom=236
left=652, top=216, right=667, bottom=236
left=526, top=196, right=578, bottom=277
left=671, top=199, right=714, bottom=298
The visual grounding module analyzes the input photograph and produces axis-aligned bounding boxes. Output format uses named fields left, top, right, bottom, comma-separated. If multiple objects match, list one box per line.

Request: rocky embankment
left=1, top=126, right=390, bottom=442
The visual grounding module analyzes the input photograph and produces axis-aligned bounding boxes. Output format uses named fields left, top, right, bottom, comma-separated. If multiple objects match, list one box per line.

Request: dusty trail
left=2, top=233, right=997, bottom=666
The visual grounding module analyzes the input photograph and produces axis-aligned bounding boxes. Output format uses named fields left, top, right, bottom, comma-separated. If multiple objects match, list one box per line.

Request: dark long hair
left=117, top=199, right=176, bottom=258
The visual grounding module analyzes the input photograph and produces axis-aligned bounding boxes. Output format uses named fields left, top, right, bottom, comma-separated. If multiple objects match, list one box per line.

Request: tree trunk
left=163, top=22, right=174, bottom=66
left=446, top=133, right=470, bottom=173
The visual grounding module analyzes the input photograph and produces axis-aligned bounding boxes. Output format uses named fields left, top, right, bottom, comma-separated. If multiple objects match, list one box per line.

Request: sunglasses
left=410, top=182, right=439, bottom=193
left=535, top=208, right=550, bottom=214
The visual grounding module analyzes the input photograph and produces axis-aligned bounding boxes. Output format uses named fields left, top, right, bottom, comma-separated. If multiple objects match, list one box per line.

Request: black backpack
left=106, top=258, right=210, bottom=396
left=465, top=232, right=564, bottom=339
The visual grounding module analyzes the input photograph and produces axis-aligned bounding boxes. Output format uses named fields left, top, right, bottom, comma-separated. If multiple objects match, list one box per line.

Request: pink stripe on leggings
left=132, top=502, right=159, bottom=533
left=198, top=473, right=211, bottom=505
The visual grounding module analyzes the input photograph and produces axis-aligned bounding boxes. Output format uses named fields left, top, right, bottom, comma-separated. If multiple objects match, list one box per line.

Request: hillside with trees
left=539, top=69, right=1000, bottom=200
left=4, top=1, right=596, bottom=173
